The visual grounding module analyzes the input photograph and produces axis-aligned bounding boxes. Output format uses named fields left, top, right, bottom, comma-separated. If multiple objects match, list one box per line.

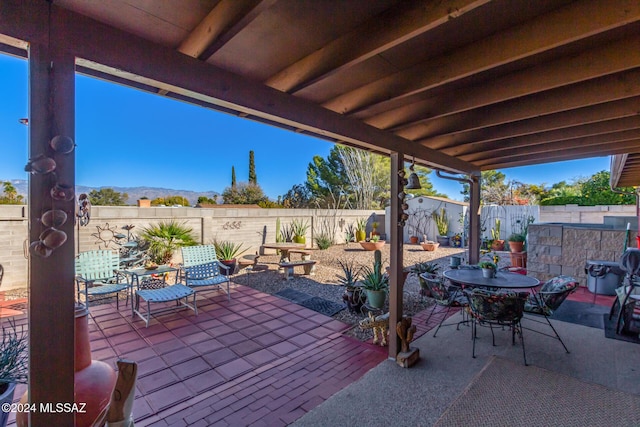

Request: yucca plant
left=140, top=220, right=197, bottom=264
left=0, top=322, right=28, bottom=397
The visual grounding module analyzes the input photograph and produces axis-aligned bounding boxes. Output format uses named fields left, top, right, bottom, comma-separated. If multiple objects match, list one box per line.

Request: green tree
left=0, top=181, right=24, bottom=204
left=249, top=150, right=257, bottom=184
left=89, top=188, right=128, bottom=206
left=231, top=166, right=237, bottom=187
left=151, top=196, right=189, bottom=206
left=222, top=182, right=268, bottom=205
left=461, top=170, right=509, bottom=204
left=281, top=184, right=312, bottom=208
left=580, top=170, right=635, bottom=205
left=197, top=195, right=218, bottom=205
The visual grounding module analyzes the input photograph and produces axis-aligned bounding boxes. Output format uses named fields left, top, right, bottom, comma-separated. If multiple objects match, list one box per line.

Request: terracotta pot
left=491, top=239, right=505, bottom=251
left=17, top=305, right=116, bottom=427
left=359, top=241, right=385, bottom=251
left=508, top=241, right=524, bottom=253
left=409, top=236, right=419, bottom=244
left=421, top=242, right=439, bottom=251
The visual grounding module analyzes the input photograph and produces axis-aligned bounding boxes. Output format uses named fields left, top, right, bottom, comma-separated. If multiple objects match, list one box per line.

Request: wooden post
left=388, top=152, right=404, bottom=359
left=27, top=11, right=76, bottom=425
left=468, top=173, right=481, bottom=265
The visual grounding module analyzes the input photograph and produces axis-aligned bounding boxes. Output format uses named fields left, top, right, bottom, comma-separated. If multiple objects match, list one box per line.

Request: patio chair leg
left=490, top=324, right=496, bottom=346
left=543, top=315, right=570, bottom=353
left=518, top=322, right=527, bottom=366
left=471, top=319, right=477, bottom=358
left=433, top=306, right=451, bottom=338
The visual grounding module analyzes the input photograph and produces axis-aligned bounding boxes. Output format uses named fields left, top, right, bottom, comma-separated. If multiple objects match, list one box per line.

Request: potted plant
left=214, top=240, right=247, bottom=275
left=338, top=260, right=365, bottom=312
left=360, top=250, right=389, bottom=309
left=409, top=235, right=419, bottom=244
left=451, top=233, right=462, bottom=248
left=0, top=322, right=28, bottom=427
left=371, top=221, right=380, bottom=237
left=490, top=219, right=504, bottom=251
left=508, top=232, right=526, bottom=253
left=359, top=235, right=385, bottom=251
left=432, top=208, right=449, bottom=246
left=291, top=219, right=310, bottom=244
left=478, top=261, right=497, bottom=278
left=140, top=220, right=197, bottom=264
left=355, top=218, right=367, bottom=242
left=410, top=262, right=440, bottom=296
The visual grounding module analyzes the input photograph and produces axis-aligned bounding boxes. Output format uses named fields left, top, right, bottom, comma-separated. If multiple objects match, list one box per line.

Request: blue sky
left=0, top=53, right=611, bottom=201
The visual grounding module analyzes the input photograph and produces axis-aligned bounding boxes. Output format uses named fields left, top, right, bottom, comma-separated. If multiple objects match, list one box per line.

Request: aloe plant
left=213, top=240, right=246, bottom=260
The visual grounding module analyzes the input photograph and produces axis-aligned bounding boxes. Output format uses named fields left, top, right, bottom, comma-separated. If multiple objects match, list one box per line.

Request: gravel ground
left=240, top=243, right=468, bottom=342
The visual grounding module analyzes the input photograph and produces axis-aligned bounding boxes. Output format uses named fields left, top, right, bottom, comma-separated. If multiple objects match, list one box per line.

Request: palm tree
left=140, top=220, right=197, bottom=263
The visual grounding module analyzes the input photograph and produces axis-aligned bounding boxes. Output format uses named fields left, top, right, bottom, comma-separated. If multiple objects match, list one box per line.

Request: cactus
left=275, top=217, right=283, bottom=243
left=374, top=249, right=382, bottom=276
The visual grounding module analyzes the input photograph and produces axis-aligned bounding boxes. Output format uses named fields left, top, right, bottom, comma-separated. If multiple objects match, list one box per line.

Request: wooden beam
left=468, top=174, right=481, bottom=265
left=178, top=0, right=272, bottom=60
left=367, top=34, right=640, bottom=132
left=453, top=116, right=640, bottom=159
left=388, top=152, right=404, bottom=359
left=413, top=68, right=640, bottom=142
left=478, top=139, right=640, bottom=169
left=421, top=97, right=640, bottom=150
left=322, top=0, right=640, bottom=115
left=0, top=0, right=475, bottom=174
left=610, top=154, right=628, bottom=188
left=28, top=39, right=76, bottom=425
left=265, top=0, right=490, bottom=93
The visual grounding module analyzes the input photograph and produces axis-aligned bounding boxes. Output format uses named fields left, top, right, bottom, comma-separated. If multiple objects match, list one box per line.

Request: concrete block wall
left=0, top=205, right=383, bottom=290
left=528, top=223, right=630, bottom=286
left=539, top=205, right=636, bottom=225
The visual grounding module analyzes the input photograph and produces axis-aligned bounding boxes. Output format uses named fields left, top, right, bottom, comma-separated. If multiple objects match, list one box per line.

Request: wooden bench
left=278, top=260, right=317, bottom=280
left=288, top=249, right=312, bottom=261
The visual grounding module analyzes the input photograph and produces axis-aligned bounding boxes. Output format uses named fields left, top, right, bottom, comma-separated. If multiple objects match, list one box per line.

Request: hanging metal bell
left=405, top=171, right=422, bottom=189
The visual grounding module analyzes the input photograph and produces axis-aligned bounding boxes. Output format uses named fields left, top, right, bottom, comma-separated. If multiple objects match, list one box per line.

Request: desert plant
left=508, top=232, right=526, bottom=242
left=275, top=217, right=283, bottom=243
left=432, top=208, right=449, bottom=236
left=491, top=219, right=502, bottom=240
left=315, top=233, right=333, bottom=250
left=0, top=321, right=28, bottom=397
left=344, top=223, right=355, bottom=243
left=360, top=250, right=389, bottom=292
left=410, top=262, right=440, bottom=276
left=140, top=220, right=197, bottom=264
left=279, top=223, right=294, bottom=242
left=337, top=260, right=361, bottom=288
left=213, top=240, right=246, bottom=260
left=291, top=218, right=310, bottom=238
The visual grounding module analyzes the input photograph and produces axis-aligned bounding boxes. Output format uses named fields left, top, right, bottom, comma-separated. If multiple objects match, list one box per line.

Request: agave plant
left=337, top=260, right=361, bottom=288
left=213, top=240, right=246, bottom=261
left=0, top=322, right=28, bottom=395
left=140, top=220, right=197, bottom=264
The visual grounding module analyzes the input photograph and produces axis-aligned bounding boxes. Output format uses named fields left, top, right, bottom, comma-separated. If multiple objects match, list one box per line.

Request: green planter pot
left=366, top=289, right=386, bottom=309
left=355, top=230, right=366, bottom=242
left=293, top=235, right=306, bottom=244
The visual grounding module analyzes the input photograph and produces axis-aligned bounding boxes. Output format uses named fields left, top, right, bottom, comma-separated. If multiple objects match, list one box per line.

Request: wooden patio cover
left=1, top=1, right=640, bottom=424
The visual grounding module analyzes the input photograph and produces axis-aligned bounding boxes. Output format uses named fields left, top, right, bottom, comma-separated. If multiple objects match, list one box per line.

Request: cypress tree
left=231, top=166, right=236, bottom=187
left=249, top=150, right=257, bottom=184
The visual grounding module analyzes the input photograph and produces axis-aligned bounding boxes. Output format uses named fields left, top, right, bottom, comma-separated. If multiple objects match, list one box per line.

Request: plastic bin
left=584, top=260, right=625, bottom=295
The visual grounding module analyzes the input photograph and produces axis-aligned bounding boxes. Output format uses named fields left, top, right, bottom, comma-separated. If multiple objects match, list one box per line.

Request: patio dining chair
left=181, top=245, right=231, bottom=300
left=523, top=275, right=579, bottom=353
left=75, top=250, right=130, bottom=309
left=420, top=273, right=468, bottom=337
left=466, top=288, right=529, bottom=365
left=609, top=249, right=640, bottom=335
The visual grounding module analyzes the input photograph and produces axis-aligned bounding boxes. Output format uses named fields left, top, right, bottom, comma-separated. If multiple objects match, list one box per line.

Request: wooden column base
left=396, top=348, right=420, bottom=368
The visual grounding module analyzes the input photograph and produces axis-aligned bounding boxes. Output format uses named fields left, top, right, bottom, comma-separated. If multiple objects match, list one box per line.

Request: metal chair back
left=181, top=245, right=218, bottom=268
left=75, top=250, right=120, bottom=281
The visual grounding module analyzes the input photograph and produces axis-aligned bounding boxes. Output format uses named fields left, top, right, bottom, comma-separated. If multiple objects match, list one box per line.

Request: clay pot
left=409, top=236, right=419, bottom=244
left=491, top=239, right=505, bottom=251
left=17, top=304, right=116, bottom=427
left=359, top=241, right=385, bottom=251
left=508, top=241, right=524, bottom=253
left=421, top=242, right=439, bottom=251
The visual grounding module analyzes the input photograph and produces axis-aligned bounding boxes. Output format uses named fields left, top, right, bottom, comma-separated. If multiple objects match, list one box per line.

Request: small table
left=119, top=265, right=179, bottom=316
left=261, top=242, right=306, bottom=263
left=443, top=269, right=540, bottom=290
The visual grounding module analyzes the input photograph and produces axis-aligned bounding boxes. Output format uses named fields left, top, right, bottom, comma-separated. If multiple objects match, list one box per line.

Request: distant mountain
left=4, top=179, right=219, bottom=206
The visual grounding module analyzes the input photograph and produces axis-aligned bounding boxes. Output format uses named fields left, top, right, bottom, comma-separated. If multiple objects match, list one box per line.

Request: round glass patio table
left=443, top=268, right=540, bottom=290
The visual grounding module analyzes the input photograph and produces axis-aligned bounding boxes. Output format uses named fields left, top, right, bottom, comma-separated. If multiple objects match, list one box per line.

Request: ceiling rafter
left=474, top=132, right=640, bottom=166
left=451, top=117, right=640, bottom=160
left=364, top=34, right=640, bottom=132
left=414, top=68, right=640, bottom=143
left=322, top=0, right=640, bottom=116
left=419, top=97, right=640, bottom=150
left=264, top=0, right=490, bottom=94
